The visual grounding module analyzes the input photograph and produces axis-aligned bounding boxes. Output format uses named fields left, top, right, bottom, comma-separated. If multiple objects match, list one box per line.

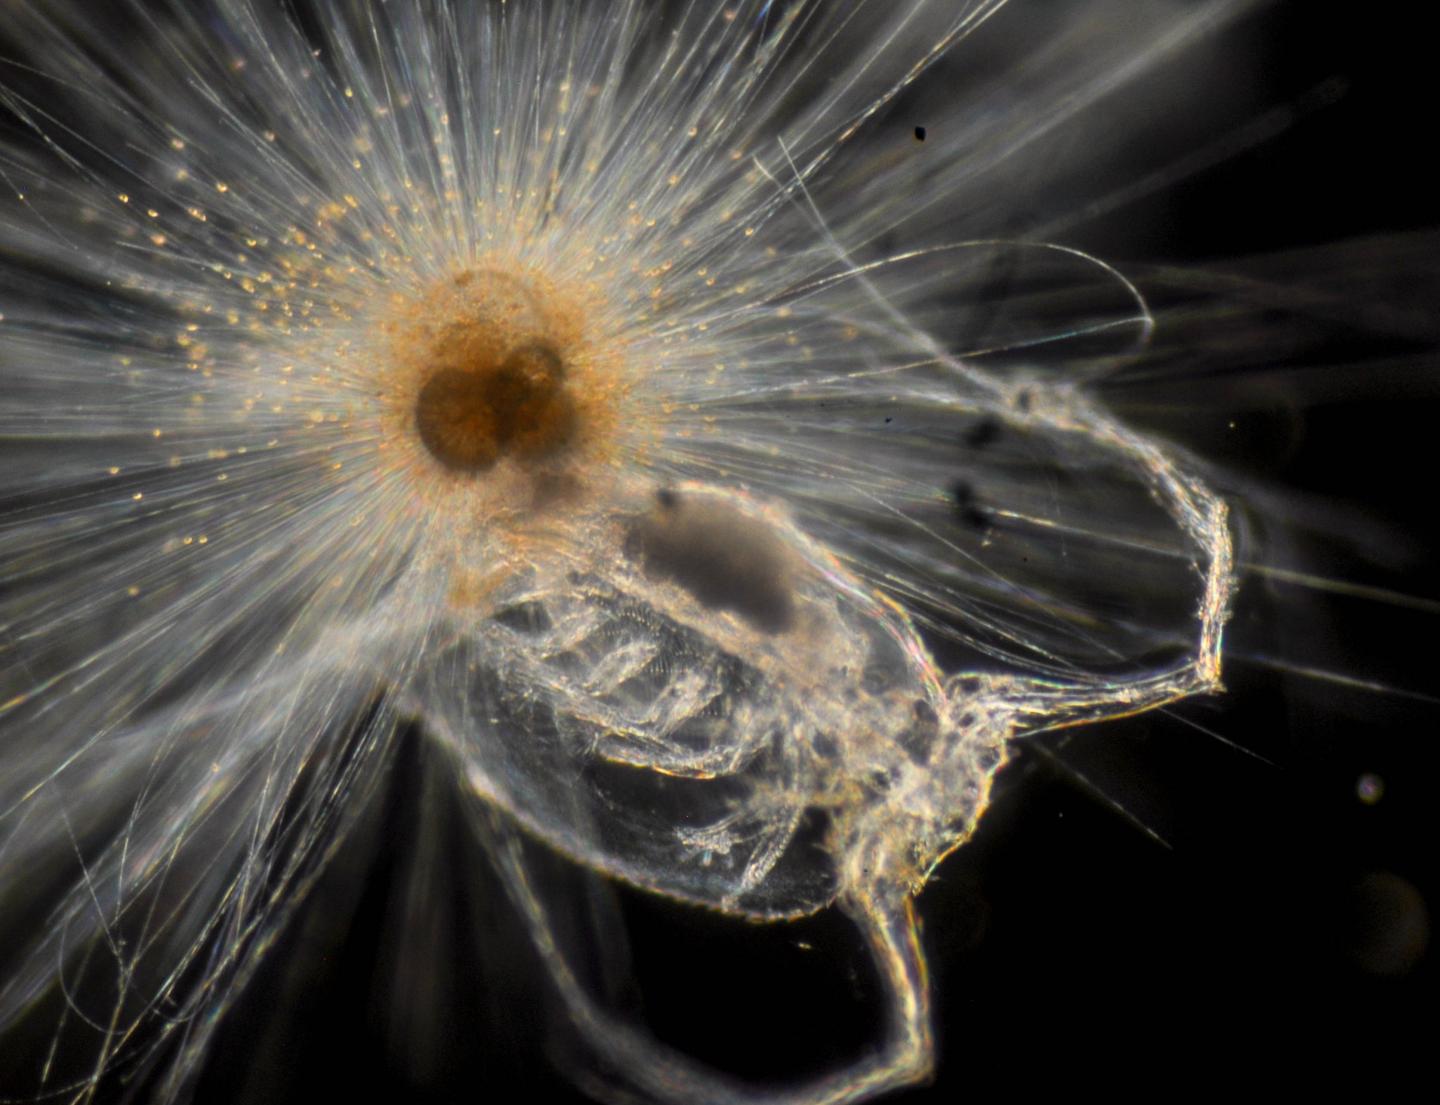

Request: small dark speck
left=913, top=125, right=926, bottom=142
left=884, top=416, right=893, bottom=424
left=963, top=417, right=1001, bottom=449
left=655, top=487, right=677, bottom=509
left=950, top=480, right=991, bottom=531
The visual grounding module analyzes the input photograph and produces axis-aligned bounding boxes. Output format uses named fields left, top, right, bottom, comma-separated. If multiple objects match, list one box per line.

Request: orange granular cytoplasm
left=374, top=263, right=634, bottom=499
left=359, top=261, right=642, bottom=606
left=386, top=267, right=615, bottom=473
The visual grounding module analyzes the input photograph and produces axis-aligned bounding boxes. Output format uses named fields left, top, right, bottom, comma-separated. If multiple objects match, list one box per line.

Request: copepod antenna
left=483, top=804, right=936, bottom=1105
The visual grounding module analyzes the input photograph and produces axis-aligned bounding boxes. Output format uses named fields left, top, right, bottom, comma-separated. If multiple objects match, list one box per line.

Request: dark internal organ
left=626, top=490, right=797, bottom=635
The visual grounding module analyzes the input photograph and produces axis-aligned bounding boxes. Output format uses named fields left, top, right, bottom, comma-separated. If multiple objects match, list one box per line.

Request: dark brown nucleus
left=414, top=340, right=577, bottom=472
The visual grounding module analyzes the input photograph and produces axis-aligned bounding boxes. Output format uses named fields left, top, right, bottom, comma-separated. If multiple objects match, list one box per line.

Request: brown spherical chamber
left=414, top=341, right=578, bottom=471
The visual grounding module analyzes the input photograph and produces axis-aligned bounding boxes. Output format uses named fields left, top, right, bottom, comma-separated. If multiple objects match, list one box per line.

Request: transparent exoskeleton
left=394, top=251, right=1235, bottom=1105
